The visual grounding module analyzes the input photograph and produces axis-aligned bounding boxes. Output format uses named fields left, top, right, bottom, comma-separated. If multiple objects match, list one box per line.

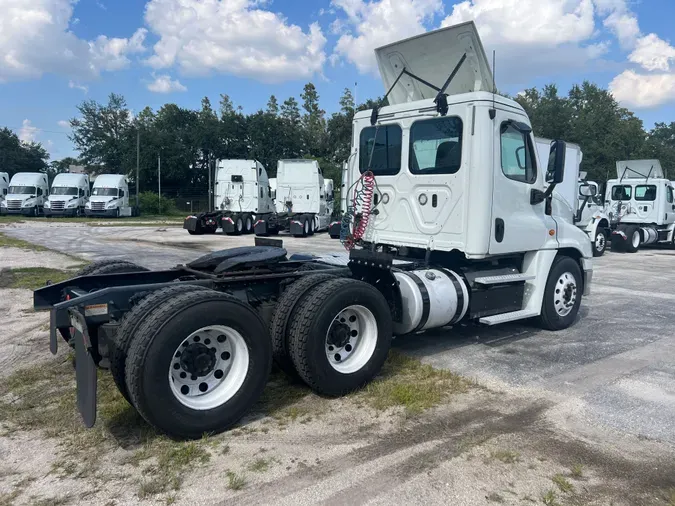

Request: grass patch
left=489, top=450, right=520, bottom=464
left=357, top=351, right=469, bottom=414
left=551, top=474, right=574, bottom=493
left=0, top=232, right=49, bottom=251
left=254, top=372, right=327, bottom=423
left=226, top=471, right=246, bottom=490
left=666, top=489, right=675, bottom=506
left=0, top=267, right=74, bottom=290
left=541, top=489, right=560, bottom=506
left=248, top=458, right=272, bottom=473
left=30, top=495, right=73, bottom=506
left=570, top=463, right=583, bottom=478
left=0, top=358, right=212, bottom=500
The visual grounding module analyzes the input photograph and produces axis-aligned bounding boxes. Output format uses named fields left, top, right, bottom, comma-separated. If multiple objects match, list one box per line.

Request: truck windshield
left=359, top=125, right=402, bottom=176
left=51, top=187, right=78, bottom=196
left=611, top=185, right=631, bottom=200
left=92, top=188, right=118, bottom=196
left=8, top=186, right=36, bottom=194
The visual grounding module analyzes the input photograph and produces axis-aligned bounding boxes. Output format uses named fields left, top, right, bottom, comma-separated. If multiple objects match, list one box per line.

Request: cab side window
left=667, top=186, right=673, bottom=204
left=500, top=123, right=536, bottom=183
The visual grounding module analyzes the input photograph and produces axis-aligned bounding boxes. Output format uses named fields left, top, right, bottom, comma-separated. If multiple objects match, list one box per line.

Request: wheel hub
left=328, top=322, right=351, bottom=348
left=554, top=272, right=577, bottom=317
left=179, top=343, right=216, bottom=376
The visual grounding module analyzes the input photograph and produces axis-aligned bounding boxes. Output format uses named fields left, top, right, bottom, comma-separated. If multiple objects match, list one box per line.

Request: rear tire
left=269, top=274, right=337, bottom=378
left=625, top=225, right=641, bottom=253
left=110, top=284, right=208, bottom=404
left=77, top=260, right=148, bottom=277
left=233, top=215, right=244, bottom=235
left=308, top=216, right=315, bottom=236
left=288, top=278, right=392, bottom=396
left=593, top=229, right=607, bottom=257
left=125, top=290, right=272, bottom=439
left=537, top=256, right=583, bottom=331
left=243, top=214, right=253, bottom=234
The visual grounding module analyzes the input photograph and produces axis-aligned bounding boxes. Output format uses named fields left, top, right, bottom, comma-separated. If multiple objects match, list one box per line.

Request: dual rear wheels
left=225, top=213, right=254, bottom=235
left=610, top=225, right=641, bottom=253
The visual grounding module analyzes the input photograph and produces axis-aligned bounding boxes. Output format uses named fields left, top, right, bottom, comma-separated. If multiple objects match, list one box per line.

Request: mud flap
left=50, top=309, right=58, bottom=355
left=290, top=218, right=305, bottom=236
left=183, top=216, right=199, bottom=232
left=70, top=308, right=97, bottom=428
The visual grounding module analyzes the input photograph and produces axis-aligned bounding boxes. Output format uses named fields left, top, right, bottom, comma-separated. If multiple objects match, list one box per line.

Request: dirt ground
left=1, top=223, right=674, bottom=506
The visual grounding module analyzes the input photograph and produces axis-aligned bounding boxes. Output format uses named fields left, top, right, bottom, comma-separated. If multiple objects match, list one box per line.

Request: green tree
left=0, top=128, right=49, bottom=176
left=266, top=95, right=279, bottom=116
left=641, top=122, right=675, bottom=178
left=69, top=93, right=133, bottom=173
left=300, top=83, right=327, bottom=156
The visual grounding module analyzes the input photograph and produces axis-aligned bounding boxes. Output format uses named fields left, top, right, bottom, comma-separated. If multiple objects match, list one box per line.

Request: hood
left=616, top=159, right=663, bottom=179
left=89, top=196, right=115, bottom=202
left=375, top=21, right=494, bottom=106
left=5, top=194, right=34, bottom=201
left=48, top=195, right=78, bottom=202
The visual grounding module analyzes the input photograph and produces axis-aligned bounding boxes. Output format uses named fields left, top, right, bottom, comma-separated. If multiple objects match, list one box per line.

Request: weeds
left=486, top=492, right=504, bottom=503
left=542, top=489, right=560, bottom=506
left=357, top=351, right=469, bottom=414
left=489, top=450, right=521, bottom=464
left=552, top=474, right=574, bottom=493
left=227, top=471, right=246, bottom=490
left=0, top=267, right=74, bottom=289
left=248, top=458, right=272, bottom=473
left=570, top=463, right=584, bottom=478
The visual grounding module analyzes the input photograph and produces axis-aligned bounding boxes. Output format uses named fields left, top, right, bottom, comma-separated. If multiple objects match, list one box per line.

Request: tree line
left=2, top=81, right=674, bottom=189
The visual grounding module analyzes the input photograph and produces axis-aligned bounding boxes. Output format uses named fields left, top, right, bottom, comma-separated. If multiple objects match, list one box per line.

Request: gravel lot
left=1, top=220, right=674, bottom=506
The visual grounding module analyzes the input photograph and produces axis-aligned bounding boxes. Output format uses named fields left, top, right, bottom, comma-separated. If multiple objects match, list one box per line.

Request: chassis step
left=474, top=273, right=535, bottom=285
left=479, top=309, right=539, bottom=325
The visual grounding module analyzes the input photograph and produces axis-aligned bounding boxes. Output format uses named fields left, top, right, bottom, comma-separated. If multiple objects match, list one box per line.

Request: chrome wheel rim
left=595, top=233, right=605, bottom=252
left=236, top=218, right=243, bottom=232
left=169, top=325, right=249, bottom=410
left=304, top=220, right=309, bottom=234
left=553, top=272, right=577, bottom=317
left=632, top=231, right=640, bottom=248
left=325, top=305, right=377, bottom=374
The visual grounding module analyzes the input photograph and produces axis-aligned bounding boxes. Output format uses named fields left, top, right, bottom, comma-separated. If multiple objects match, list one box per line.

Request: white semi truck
left=254, top=159, right=333, bottom=237
left=44, top=173, right=90, bottom=217
left=0, top=172, right=8, bottom=205
left=184, top=159, right=274, bottom=235
left=1, top=172, right=49, bottom=216
left=605, top=159, right=675, bottom=252
left=35, top=22, right=593, bottom=440
left=534, top=139, right=610, bottom=256
left=85, top=174, right=133, bottom=218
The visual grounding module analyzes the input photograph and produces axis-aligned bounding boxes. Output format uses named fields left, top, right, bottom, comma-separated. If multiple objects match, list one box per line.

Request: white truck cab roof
left=52, top=173, right=89, bottom=188
left=92, top=174, right=127, bottom=188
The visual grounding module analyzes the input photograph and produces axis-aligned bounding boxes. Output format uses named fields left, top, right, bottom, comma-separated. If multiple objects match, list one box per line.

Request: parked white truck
left=44, top=173, right=90, bottom=217
left=534, top=139, right=610, bottom=256
left=604, top=159, right=675, bottom=252
left=1, top=172, right=49, bottom=216
left=254, top=159, right=334, bottom=237
left=85, top=174, right=132, bottom=217
left=35, top=21, right=593, bottom=440
left=0, top=172, right=8, bottom=205
left=184, top=159, right=274, bottom=235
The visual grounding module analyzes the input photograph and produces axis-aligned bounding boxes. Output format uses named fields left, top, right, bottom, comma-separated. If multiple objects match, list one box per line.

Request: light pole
left=158, top=150, right=161, bottom=215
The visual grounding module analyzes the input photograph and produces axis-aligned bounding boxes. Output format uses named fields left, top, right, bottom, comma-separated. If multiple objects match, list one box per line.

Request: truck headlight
left=23, top=198, right=35, bottom=206
left=85, top=202, right=91, bottom=209
left=44, top=201, right=51, bottom=208
left=106, top=200, right=117, bottom=209
left=0, top=200, right=6, bottom=208
left=66, top=200, right=79, bottom=208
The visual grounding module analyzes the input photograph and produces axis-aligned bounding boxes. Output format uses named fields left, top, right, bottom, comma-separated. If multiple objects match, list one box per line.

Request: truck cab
left=0, top=172, right=8, bottom=204
left=605, top=160, right=675, bottom=251
left=1, top=172, right=49, bottom=216
left=344, top=21, right=592, bottom=327
left=44, top=173, right=90, bottom=217
left=85, top=174, right=131, bottom=218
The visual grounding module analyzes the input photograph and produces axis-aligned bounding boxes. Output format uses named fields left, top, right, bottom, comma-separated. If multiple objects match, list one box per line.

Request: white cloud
left=331, top=0, right=443, bottom=74
left=18, top=119, right=38, bottom=143
left=147, top=74, right=188, bottom=93
left=628, top=33, right=675, bottom=72
left=609, top=70, right=675, bottom=108
left=143, top=0, right=327, bottom=83
left=57, top=120, right=70, bottom=128
left=0, top=0, right=146, bottom=82
left=69, top=81, right=89, bottom=93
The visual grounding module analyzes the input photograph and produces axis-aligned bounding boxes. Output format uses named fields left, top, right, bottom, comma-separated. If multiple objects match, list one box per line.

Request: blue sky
left=2, top=0, right=675, bottom=161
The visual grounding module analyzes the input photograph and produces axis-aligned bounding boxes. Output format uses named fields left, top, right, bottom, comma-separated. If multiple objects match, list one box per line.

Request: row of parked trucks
left=0, top=172, right=133, bottom=217
left=183, top=159, right=335, bottom=237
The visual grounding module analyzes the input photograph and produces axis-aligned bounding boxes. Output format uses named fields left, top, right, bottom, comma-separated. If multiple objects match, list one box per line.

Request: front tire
left=125, top=290, right=272, bottom=439
left=593, top=229, right=607, bottom=257
left=288, top=278, right=392, bottom=396
left=538, top=256, right=583, bottom=331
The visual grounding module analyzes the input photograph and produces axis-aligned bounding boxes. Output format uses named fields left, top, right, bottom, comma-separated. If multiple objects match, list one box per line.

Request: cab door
left=489, top=112, right=553, bottom=254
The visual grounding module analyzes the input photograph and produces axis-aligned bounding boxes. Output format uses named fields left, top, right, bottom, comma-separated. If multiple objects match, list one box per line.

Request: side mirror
left=579, top=183, right=597, bottom=197
left=546, top=140, right=566, bottom=184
